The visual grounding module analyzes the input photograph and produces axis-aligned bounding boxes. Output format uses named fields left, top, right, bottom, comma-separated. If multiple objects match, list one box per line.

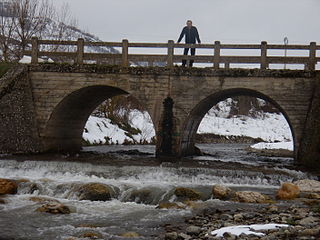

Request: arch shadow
left=179, top=88, right=296, bottom=157
left=43, top=85, right=130, bottom=152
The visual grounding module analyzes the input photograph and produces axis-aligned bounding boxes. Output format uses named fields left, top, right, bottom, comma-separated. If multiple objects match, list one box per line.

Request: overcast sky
left=54, top=0, right=319, bottom=45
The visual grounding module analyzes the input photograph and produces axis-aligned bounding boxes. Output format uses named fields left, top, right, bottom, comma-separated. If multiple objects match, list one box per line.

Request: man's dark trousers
left=182, top=47, right=196, bottom=67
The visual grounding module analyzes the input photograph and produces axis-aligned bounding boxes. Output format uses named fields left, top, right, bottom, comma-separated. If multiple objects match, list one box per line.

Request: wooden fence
left=24, top=37, right=320, bottom=70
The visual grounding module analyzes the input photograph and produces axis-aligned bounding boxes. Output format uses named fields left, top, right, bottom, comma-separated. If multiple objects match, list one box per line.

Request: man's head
left=186, top=20, right=192, bottom=28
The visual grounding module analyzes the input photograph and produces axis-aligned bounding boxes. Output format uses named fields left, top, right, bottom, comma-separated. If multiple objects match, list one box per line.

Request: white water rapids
left=0, top=144, right=315, bottom=240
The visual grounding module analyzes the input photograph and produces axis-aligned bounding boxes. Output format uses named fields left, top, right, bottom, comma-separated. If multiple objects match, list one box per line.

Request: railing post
left=122, top=39, right=129, bottom=67
left=76, top=38, right=84, bottom=64
left=214, top=41, right=220, bottom=69
left=261, top=41, right=268, bottom=70
left=308, top=42, right=316, bottom=71
left=31, top=37, right=38, bottom=64
left=167, top=40, right=174, bottom=68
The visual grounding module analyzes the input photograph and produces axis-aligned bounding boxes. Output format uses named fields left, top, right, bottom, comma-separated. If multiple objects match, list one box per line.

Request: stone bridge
left=1, top=64, right=320, bottom=169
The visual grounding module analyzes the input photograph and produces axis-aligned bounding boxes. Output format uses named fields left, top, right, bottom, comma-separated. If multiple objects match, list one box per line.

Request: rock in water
left=234, top=191, right=268, bottom=203
left=0, top=178, right=18, bottom=195
left=29, top=196, right=60, bottom=204
left=80, top=232, right=103, bottom=239
left=212, top=185, right=233, bottom=200
left=174, top=187, right=202, bottom=201
left=77, top=183, right=118, bottom=201
left=36, top=203, right=71, bottom=214
left=276, top=182, right=300, bottom=200
left=294, top=179, right=320, bottom=192
left=120, top=232, right=140, bottom=237
left=157, top=202, right=186, bottom=209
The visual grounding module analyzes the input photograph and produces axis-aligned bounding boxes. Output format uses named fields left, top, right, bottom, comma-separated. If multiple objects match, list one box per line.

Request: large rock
left=276, top=182, right=300, bottom=200
left=212, top=185, right=233, bottom=200
left=0, top=178, right=18, bottom=195
left=293, top=179, right=320, bottom=192
left=234, top=191, right=268, bottom=203
left=174, top=187, right=202, bottom=201
left=77, top=183, right=118, bottom=201
left=36, top=203, right=71, bottom=214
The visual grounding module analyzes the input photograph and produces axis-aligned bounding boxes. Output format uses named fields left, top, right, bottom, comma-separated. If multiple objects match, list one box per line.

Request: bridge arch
left=43, top=85, right=155, bottom=152
left=179, top=88, right=296, bottom=157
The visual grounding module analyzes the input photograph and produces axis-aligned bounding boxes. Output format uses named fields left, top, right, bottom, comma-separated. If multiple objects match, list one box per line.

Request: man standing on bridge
left=177, top=20, right=201, bottom=67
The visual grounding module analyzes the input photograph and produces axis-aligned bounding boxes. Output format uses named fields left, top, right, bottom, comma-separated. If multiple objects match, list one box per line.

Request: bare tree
left=0, top=2, right=18, bottom=61
left=11, top=0, right=54, bottom=58
left=0, top=0, right=79, bottom=62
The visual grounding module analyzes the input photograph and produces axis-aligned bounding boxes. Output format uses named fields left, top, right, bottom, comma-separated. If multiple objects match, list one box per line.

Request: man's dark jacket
left=178, top=26, right=201, bottom=44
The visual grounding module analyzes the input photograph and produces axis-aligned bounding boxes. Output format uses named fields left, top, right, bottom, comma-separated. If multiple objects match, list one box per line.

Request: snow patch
left=210, top=223, right=289, bottom=237
left=251, top=142, right=293, bottom=151
left=19, top=55, right=54, bottom=64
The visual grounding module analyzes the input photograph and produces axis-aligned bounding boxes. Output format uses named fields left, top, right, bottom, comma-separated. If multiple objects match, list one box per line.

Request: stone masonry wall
left=0, top=65, right=41, bottom=153
left=298, top=73, right=320, bottom=169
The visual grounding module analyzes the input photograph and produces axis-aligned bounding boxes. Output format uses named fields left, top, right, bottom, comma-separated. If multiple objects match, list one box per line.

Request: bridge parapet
left=24, top=38, right=320, bottom=70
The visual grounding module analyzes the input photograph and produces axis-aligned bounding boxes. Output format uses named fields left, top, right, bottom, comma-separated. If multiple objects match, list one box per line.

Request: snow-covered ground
left=198, top=112, right=292, bottom=143
left=82, top=107, right=293, bottom=151
left=83, top=110, right=155, bottom=145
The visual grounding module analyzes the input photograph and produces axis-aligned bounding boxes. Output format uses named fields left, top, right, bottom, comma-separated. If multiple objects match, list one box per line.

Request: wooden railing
left=24, top=37, right=320, bottom=70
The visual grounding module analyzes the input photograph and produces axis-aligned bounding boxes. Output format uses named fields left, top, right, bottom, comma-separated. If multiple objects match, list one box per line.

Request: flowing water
left=0, top=144, right=315, bottom=240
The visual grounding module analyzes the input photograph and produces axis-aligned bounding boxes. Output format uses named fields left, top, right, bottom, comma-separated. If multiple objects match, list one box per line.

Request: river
left=0, top=143, right=315, bottom=240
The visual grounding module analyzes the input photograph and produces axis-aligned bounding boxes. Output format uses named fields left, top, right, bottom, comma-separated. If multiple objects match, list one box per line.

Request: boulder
left=234, top=191, right=268, bottom=203
left=0, top=197, right=5, bottom=204
left=276, top=182, right=300, bottom=200
left=294, top=179, right=320, bottom=192
left=77, top=183, right=118, bottom=201
left=157, top=202, right=186, bottom=209
left=212, top=185, right=233, bottom=200
left=174, top=187, right=202, bottom=201
left=36, top=203, right=71, bottom=214
left=0, top=178, right=18, bottom=195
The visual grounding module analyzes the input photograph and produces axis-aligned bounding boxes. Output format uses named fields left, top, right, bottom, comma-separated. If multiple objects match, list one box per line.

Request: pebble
left=178, top=233, right=191, bottom=240
left=298, top=216, right=319, bottom=226
left=186, top=225, right=201, bottom=235
left=165, top=232, right=178, bottom=240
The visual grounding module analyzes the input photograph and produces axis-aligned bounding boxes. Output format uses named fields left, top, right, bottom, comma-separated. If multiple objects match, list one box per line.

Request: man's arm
left=177, top=27, right=186, bottom=43
left=195, top=27, right=201, bottom=44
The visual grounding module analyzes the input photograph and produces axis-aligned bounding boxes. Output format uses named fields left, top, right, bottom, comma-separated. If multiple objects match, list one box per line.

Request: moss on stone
left=0, top=62, right=12, bottom=78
